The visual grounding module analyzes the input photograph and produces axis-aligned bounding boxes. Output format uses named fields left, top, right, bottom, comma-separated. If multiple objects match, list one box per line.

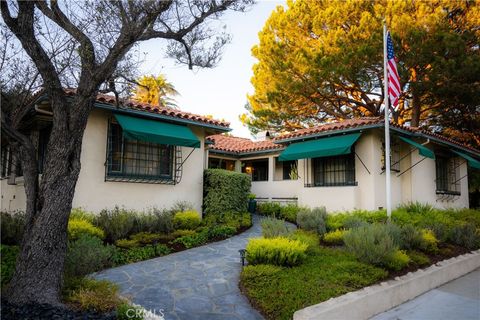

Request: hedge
left=203, top=169, right=251, bottom=215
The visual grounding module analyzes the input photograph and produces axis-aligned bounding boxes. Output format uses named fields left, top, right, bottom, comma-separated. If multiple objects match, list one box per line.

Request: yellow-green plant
left=68, top=218, right=105, bottom=240
left=246, top=237, right=308, bottom=266
left=323, top=229, right=347, bottom=246
left=115, top=239, right=140, bottom=249
left=65, top=278, right=124, bottom=312
left=386, top=250, right=411, bottom=271
left=173, top=210, right=201, bottom=230
left=420, top=229, right=439, bottom=254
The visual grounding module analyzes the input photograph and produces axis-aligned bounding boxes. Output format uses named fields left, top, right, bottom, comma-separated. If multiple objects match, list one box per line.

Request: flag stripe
left=386, top=31, right=401, bottom=107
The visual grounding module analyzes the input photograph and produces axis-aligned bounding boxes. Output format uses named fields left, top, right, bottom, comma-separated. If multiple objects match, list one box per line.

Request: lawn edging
left=293, top=249, right=480, bottom=320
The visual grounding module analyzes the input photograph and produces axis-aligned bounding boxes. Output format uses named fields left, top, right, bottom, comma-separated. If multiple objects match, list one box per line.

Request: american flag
left=387, top=31, right=401, bottom=107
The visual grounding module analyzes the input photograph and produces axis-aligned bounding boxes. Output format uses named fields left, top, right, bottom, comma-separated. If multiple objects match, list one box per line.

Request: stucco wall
left=1, top=109, right=209, bottom=213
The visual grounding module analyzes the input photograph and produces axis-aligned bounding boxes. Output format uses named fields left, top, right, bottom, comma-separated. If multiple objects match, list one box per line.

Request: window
left=274, top=158, right=298, bottom=180
left=312, top=153, right=356, bottom=187
left=381, top=141, right=400, bottom=172
left=242, top=159, right=268, bottom=181
left=208, top=157, right=235, bottom=171
left=106, top=122, right=174, bottom=182
left=1, top=144, right=22, bottom=179
left=435, top=156, right=460, bottom=195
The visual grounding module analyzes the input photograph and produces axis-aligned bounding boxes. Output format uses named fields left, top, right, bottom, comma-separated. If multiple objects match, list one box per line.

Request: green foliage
left=279, top=204, right=301, bottom=223
left=173, top=210, right=201, bottom=230
left=288, top=230, right=319, bottom=253
left=248, top=193, right=257, bottom=200
left=385, top=250, right=411, bottom=271
left=203, top=169, right=251, bottom=215
left=261, top=217, right=290, bottom=238
left=448, top=223, right=479, bottom=250
left=1, top=245, right=19, bottom=286
left=172, top=230, right=208, bottom=249
left=115, top=239, right=140, bottom=249
left=240, top=247, right=387, bottom=320
left=70, top=208, right=95, bottom=222
left=171, top=229, right=197, bottom=238
left=207, top=225, right=237, bottom=239
left=257, top=202, right=282, bottom=218
left=202, top=211, right=252, bottom=231
left=64, top=277, right=123, bottom=313
left=68, top=218, right=105, bottom=241
left=94, top=207, right=136, bottom=242
left=65, top=234, right=116, bottom=277
left=246, top=237, right=308, bottom=267
left=323, top=229, right=347, bottom=246
left=296, top=207, right=327, bottom=235
left=400, top=224, right=424, bottom=251
left=344, top=224, right=397, bottom=267
left=397, top=202, right=434, bottom=215
left=117, top=303, right=145, bottom=320
left=420, top=229, right=439, bottom=254
left=0, top=211, right=25, bottom=245
left=407, top=251, right=431, bottom=267
left=129, top=232, right=166, bottom=245
left=112, top=244, right=170, bottom=265
left=240, top=212, right=253, bottom=228
left=131, top=209, right=174, bottom=235
left=384, top=222, right=404, bottom=248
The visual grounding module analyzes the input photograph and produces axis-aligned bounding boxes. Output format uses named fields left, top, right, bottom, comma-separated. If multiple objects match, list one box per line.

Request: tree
left=242, top=0, right=480, bottom=147
left=0, top=0, right=252, bottom=305
left=132, top=74, right=179, bottom=108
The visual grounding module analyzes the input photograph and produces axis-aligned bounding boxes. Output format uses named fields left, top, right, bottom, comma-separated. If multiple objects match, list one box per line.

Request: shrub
left=173, top=210, right=201, bottom=230
left=397, top=202, right=434, bottom=214
left=241, top=264, right=283, bottom=281
left=448, top=223, right=479, bottom=249
left=0, top=211, right=25, bottom=245
left=1, top=245, right=19, bottom=286
left=288, top=230, right=319, bottom=252
left=344, top=224, right=397, bottom=267
left=70, top=208, right=95, bottom=222
left=343, top=216, right=369, bottom=229
left=65, top=234, right=116, bottom=277
left=261, top=217, right=290, bottom=238
left=325, top=213, right=349, bottom=231
left=384, top=222, right=403, bottom=248
left=170, top=201, right=194, bottom=214
left=207, top=225, right=236, bottom=239
left=64, top=278, right=123, bottom=312
left=323, top=229, right=347, bottom=246
left=240, top=212, right=253, bottom=228
left=115, top=239, right=140, bottom=249
left=385, top=250, right=410, bottom=271
left=117, top=303, right=145, bottom=320
left=400, top=224, right=424, bottom=250
left=245, top=237, right=308, bottom=266
left=425, top=221, right=450, bottom=243
left=129, top=232, right=166, bottom=245
left=94, top=207, right=136, bottom=242
left=203, top=169, right=251, bottom=215
left=172, top=231, right=208, bottom=249
left=420, top=229, right=439, bottom=254
left=279, top=204, right=301, bottom=223
left=68, top=218, right=105, bottom=241
left=171, top=229, right=197, bottom=238
left=296, top=207, right=327, bottom=235
left=132, top=208, right=174, bottom=234
left=407, top=251, right=430, bottom=267
left=112, top=244, right=170, bottom=265
left=257, top=202, right=282, bottom=218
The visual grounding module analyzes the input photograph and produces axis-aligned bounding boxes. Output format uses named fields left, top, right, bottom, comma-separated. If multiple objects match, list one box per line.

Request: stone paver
left=371, top=268, right=480, bottom=320
left=94, top=215, right=293, bottom=320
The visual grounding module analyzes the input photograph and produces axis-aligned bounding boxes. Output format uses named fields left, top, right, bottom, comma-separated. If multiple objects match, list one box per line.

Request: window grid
left=309, top=153, right=356, bottom=187
left=106, top=122, right=175, bottom=184
left=435, top=156, right=460, bottom=195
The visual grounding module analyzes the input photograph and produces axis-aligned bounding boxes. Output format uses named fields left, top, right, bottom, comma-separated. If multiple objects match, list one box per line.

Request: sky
left=137, top=1, right=286, bottom=138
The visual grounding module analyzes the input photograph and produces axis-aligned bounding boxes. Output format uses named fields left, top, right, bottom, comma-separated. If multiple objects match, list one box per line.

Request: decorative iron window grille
left=105, top=122, right=180, bottom=184
left=435, top=156, right=460, bottom=195
left=242, top=158, right=269, bottom=181
left=307, top=153, right=357, bottom=187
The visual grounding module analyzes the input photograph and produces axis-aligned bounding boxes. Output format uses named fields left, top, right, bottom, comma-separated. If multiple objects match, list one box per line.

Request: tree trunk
left=6, top=96, right=90, bottom=306
left=410, top=93, right=421, bottom=127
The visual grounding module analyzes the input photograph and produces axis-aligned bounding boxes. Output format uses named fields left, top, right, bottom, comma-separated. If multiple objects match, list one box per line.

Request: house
left=1, top=89, right=230, bottom=213
left=207, top=118, right=480, bottom=212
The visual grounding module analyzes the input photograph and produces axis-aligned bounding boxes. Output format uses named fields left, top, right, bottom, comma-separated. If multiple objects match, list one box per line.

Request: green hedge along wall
left=203, top=169, right=251, bottom=215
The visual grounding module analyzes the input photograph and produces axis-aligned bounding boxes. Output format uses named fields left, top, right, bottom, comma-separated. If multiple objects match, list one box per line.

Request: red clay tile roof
left=274, top=117, right=479, bottom=155
left=207, top=134, right=283, bottom=154
left=31, top=88, right=230, bottom=129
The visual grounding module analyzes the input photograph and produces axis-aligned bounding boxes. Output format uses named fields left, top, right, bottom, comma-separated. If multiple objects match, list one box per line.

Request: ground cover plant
left=241, top=204, right=480, bottom=320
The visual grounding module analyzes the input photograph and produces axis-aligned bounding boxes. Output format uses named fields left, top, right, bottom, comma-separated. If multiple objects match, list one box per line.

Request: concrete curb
left=293, top=250, right=480, bottom=320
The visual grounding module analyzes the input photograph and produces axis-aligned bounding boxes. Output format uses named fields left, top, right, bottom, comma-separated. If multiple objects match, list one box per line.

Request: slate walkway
left=94, top=215, right=292, bottom=320
left=371, top=268, right=480, bottom=320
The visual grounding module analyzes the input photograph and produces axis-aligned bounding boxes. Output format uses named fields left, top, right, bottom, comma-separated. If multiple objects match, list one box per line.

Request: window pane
left=242, top=159, right=268, bottom=181
left=313, top=153, right=355, bottom=186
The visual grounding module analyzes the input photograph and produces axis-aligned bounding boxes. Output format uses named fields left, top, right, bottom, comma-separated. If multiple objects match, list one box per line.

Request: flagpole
left=383, top=23, right=392, bottom=220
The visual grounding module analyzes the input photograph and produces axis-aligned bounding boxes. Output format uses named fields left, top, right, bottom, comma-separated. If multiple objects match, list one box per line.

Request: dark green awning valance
left=452, top=150, right=480, bottom=169
left=279, top=133, right=361, bottom=161
left=114, top=114, right=200, bottom=148
left=398, top=136, right=435, bottom=159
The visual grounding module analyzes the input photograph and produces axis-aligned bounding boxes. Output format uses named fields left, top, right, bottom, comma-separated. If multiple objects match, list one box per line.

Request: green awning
left=114, top=114, right=200, bottom=148
left=452, top=150, right=480, bottom=169
left=398, top=136, right=435, bottom=159
left=279, top=133, right=361, bottom=161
